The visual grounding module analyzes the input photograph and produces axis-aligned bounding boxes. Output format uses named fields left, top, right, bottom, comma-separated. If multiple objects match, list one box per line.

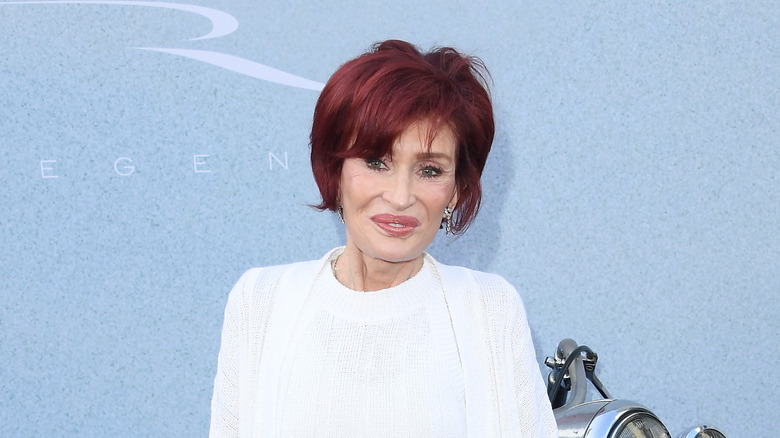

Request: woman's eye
left=365, top=158, right=386, bottom=170
left=420, top=166, right=443, bottom=178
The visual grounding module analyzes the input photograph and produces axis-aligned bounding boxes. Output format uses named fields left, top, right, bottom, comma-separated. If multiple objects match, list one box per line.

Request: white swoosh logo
left=0, top=0, right=324, bottom=90
left=137, top=48, right=325, bottom=91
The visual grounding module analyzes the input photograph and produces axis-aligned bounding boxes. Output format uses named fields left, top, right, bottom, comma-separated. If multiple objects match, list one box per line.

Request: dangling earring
left=336, top=206, right=345, bottom=224
left=441, top=206, right=453, bottom=235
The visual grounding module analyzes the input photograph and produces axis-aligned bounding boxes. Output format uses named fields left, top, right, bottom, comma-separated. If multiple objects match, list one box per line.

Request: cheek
left=429, top=179, right=458, bottom=202
left=340, top=172, right=378, bottom=207
left=421, top=183, right=457, bottom=219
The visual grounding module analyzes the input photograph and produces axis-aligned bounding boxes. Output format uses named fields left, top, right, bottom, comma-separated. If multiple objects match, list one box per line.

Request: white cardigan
left=209, top=248, right=557, bottom=437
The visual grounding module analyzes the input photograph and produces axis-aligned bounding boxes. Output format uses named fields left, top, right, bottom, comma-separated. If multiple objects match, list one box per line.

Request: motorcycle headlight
left=556, top=399, right=670, bottom=438
left=548, top=339, right=726, bottom=438
left=676, top=425, right=727, bottom=438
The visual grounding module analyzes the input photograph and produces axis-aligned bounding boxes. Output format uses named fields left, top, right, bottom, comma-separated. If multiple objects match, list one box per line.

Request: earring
left=336, top=206, right=345, bottom=224
left=441, top=207, right=453, bottom=235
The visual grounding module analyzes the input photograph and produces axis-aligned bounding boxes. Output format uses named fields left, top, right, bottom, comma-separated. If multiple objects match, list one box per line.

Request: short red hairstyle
left=310, top=39, right=494, bottom=234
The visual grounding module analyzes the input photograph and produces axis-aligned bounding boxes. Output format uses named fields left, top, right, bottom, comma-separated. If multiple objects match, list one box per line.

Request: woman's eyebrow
left=417, top=152, right=453, bottom=160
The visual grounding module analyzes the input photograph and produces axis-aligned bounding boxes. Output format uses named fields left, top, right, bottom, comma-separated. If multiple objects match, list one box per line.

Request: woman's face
left=339, top=122, right=458, bottom=264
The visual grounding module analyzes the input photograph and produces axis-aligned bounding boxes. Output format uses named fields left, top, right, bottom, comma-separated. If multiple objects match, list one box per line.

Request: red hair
left=310, top=39, right=494, bottom=234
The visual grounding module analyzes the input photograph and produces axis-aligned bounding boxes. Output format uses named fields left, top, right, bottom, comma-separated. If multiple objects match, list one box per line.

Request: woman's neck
left=333, top=247, right=423, bottom=292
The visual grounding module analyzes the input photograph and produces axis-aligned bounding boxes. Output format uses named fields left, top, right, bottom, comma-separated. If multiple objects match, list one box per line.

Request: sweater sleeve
left=507, top=288, right=558, bottom=438
left=209, top=270, right=253, bottom=438
left=209, top=264, right=290, bottom=437
left=502, top=278, right=558, bottom=438
left=468, top=270, right=558, bottom=437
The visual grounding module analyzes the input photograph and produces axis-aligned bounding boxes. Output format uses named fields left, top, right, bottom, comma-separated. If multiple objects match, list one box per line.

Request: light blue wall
left=1, top=1, right=777, bottom=436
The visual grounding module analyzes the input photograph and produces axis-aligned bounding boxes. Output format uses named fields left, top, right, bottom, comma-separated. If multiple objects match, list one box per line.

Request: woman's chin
left=347, top=242, right=428, bottom=265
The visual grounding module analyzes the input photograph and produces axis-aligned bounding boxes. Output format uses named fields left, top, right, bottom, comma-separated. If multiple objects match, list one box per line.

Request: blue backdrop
left=1, top=1, right=777, bottom=436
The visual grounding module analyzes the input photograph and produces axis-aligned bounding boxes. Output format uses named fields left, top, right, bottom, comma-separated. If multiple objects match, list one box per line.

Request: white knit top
left=278, top=252, right=465, bottom=436
left=209, top=248, right=558, bottom=438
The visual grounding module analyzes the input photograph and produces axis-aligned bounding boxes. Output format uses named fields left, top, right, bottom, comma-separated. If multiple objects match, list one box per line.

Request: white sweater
left=209, top=248, right=558, bottom=438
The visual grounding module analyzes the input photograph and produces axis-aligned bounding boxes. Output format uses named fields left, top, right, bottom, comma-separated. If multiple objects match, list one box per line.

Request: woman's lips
left=371, top=214, right=421, bottom=237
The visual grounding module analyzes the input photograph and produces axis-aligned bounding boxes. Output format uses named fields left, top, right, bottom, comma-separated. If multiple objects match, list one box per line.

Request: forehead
left=391, top=121, right=457, bottom=157
left=343, top=117, right=460, bottom=163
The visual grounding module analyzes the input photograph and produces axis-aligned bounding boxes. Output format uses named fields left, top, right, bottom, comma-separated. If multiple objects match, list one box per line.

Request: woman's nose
left=382, top=173, right=415, bottom=210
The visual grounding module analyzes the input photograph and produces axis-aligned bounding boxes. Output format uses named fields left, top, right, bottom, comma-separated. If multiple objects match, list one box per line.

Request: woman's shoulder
left=433, top=258, right=517, bottom=294
left=227, top=248, right=339, bottom=302
left=433, top=258, right=525, bottom=315
left=237, top=258, right=320, bottom=284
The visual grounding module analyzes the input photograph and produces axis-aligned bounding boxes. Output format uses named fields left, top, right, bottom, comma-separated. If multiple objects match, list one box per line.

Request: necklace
left=332, top=254, right=421, bottom=291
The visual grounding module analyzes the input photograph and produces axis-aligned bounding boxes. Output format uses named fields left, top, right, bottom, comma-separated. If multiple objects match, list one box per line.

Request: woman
left=210, top=40, right=557, bottom=438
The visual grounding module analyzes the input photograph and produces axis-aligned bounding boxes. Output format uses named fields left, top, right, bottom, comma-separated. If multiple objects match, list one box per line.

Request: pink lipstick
left=371, top=214, right=421, bottom=237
